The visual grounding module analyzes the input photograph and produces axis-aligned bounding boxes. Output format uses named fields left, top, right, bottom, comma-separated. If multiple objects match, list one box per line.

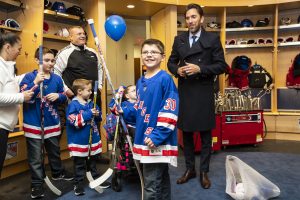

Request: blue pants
left=26, top=136, right=64, bottom=187
left=143, top=163, right=171, bottom=200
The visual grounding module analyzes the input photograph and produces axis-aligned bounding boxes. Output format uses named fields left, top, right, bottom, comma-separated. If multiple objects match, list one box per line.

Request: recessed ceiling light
left=127, top=4, right=135, bottom=9
left=248, top=5, right=254, bottom=7
left=201, top=5, right=205, bottom=8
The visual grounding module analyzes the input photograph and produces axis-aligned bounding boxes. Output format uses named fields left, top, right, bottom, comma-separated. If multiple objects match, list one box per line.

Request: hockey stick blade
left=89, top=168, right=113, bottom=189
left=44, top=176, right=62, bottom=196
left=86, top=172, right=104, bottom=193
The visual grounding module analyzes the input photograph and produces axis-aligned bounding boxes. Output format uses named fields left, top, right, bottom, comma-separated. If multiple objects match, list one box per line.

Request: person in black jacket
left=167, top=3, right=227, bottom=189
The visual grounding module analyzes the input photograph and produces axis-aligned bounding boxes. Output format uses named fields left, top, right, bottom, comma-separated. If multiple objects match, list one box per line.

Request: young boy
left=133, top=39, right=179, bottom=200
left=20, top=47, right=73, bottom=199
left=66, top=79, right=102, bottom=196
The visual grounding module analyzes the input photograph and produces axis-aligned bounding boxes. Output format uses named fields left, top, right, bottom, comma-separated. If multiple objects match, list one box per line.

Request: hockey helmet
left=44, top=0, right=52, bottom=9
left=55, top=27, right=69, bottom=37
left=51, top=2, right=66, bottom=13
left=280, top=17, right=291, bottom=25
left=241, top=19, right=253, bottom=27
left=66, top=6, right=85, bottom=19
left=226, top=21, right=242, bottom=28
left=5, top=19, right=21, bottom=29
left=207, top=22, right=220, bottom=29
left=255, top=18, right=270, bottom=27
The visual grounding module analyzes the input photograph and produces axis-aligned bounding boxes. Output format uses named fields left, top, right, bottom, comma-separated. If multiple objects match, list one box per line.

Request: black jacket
left=167, top=29, right=227, bottom=131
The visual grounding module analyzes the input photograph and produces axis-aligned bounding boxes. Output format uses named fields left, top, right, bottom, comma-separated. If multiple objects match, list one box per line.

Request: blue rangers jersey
left=20, top=70, right=67, bottom=139
left=109, top=98, right=136, bottom=127
left=133, top=70, right=179, bottom=167
left=66, top=97, right=102, bottom=157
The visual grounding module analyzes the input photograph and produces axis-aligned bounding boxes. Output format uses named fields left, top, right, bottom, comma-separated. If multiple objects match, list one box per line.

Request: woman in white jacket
left=0, top=31, right=33, bottom=177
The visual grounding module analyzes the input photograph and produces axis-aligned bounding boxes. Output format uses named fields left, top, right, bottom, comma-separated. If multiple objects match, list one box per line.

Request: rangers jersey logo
left=144, top=127, right=153, bottom=135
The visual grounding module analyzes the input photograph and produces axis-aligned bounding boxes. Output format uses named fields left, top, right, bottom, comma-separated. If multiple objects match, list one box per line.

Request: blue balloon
left=105, top=15, right=127, bottom=42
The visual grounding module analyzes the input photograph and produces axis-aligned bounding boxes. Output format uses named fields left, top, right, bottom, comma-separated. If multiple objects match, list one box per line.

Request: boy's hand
left=91, top=108, right=99, bottom=117
left=144, top=137, right=156, bottom=148
left=45, top=93, right=59, bottom=102
left=34, top=72, right=45, bottom=85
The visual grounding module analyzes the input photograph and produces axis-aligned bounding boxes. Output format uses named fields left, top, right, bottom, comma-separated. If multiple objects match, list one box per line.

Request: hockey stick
left=38, top=46, right=62, bottom=196
left=86, top=81, right=104, bottom=194
left=87, top=19, right=144, bottom=199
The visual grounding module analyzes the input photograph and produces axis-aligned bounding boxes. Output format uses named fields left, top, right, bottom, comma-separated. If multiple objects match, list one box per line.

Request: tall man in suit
left=167, top=3, right=227, bottom=189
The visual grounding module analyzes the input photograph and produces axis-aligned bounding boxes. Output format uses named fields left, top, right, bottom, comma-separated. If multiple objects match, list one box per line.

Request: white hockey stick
left=87, top=19, right=144, bottom=199
left=38, top=46, right=62, bottom=196
left=86, top=81, right=103, bottom=193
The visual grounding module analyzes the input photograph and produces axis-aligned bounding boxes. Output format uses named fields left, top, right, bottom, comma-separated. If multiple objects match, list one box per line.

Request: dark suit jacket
left=167, top=29, right=227, bottom=131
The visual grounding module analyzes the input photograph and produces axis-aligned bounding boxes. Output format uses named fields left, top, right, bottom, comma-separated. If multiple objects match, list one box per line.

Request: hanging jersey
left=133, top=70, right=179, bottom=167
left=66, top=97, right=102, bottom=157
left=20, top=70, right=67, bottom=139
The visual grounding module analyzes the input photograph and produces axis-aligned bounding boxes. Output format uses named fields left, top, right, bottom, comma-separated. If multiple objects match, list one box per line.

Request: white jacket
left=0, top=57, right=24, bottom=131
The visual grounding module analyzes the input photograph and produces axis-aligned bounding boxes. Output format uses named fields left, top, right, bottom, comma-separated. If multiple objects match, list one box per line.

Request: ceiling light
left=248, top=5, right=253, bottom=7
left=127, top=4, right=135, bottom=9
left=201, top=5, right=205, bottom=8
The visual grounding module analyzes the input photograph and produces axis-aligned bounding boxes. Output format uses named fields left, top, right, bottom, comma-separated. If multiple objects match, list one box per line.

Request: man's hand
left=177, top=66, right=187, bottom=77
left=181, top=62, right=201, bottom=76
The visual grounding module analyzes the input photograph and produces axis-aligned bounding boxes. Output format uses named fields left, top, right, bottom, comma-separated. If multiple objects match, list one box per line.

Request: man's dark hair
left=0, top=32, right=20, bottom=51
left=34, top=47, right=54, bottom=60
left=185, top=3, right=204, bottom=17
left=141, top=39, right=164, bottom=54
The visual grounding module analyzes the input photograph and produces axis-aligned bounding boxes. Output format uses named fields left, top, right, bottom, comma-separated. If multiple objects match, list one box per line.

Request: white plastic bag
left=225, top=155, right=280, bottom=200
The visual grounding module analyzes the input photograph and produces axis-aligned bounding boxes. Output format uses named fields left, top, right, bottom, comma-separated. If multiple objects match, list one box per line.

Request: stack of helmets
left=207, top=22, right=220, bottom=29
left=51, top=1, right=66, bottom=13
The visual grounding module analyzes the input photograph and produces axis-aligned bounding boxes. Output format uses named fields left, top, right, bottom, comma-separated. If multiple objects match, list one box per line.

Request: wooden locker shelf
left=225, top=43, right=273, bottom=49
left=226, top=26, right=274, bottom=32
left=0, top=25, right=21, bottom=32
left=43, top=33, right=70, bottom=42
left=0, top=0, right=25, bottom=12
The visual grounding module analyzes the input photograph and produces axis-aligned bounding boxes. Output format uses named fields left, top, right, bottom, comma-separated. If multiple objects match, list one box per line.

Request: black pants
left=26, top=136, right=64, bottom=187
left=0, top=128, right=9, bottom=177
left=73, top=155, right=99, bottom=184
left=182, top=130, right=212, bottom=172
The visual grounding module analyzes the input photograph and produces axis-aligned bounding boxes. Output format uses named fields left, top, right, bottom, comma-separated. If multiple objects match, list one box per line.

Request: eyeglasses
left=141, top=51, right=163, bottom=56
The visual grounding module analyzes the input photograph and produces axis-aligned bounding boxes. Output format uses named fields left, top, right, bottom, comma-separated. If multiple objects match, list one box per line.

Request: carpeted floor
left=1, top=140, right=300, bottom=200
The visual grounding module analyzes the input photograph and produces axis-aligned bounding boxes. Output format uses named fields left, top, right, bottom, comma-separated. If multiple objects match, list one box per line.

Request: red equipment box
left=221, top=111, right=263, bottom=146
left=178, top=114, right=221, bottom=152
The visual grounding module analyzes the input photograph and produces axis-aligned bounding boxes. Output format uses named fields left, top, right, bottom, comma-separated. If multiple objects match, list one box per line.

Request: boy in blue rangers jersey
left=20, top=47, right=72, bottom=199
left=66, top=79, right=102, bottom=196
left=133, top=39, right=179, bottom=200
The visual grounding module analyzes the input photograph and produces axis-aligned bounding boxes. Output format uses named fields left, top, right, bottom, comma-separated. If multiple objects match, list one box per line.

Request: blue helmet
left=51, top=2, right=66, bottom=13
left=241, top=19, right=253, bottom=27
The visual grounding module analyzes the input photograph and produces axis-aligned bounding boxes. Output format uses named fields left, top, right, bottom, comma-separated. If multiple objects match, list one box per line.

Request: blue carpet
left=57, top=152, right=300, bottom=200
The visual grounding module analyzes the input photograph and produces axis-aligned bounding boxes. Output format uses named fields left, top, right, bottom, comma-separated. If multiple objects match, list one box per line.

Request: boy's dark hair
left=72, top=79, right=92, bottom=95
left=0, top=32, right=20, bottom=51
left=34, top=47, right=54, bottom=60
left=185, top=3, right=204, bottom=17
left=141, top=39, right=164, bottom=54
